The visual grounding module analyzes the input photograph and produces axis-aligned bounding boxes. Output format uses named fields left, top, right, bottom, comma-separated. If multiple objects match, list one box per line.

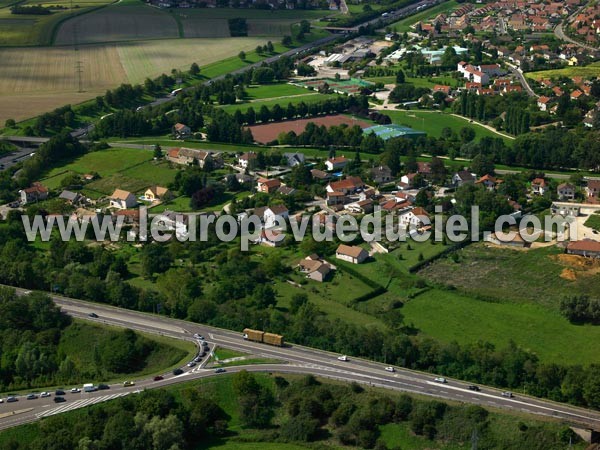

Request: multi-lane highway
left=1, top=287, right=600, bottom=433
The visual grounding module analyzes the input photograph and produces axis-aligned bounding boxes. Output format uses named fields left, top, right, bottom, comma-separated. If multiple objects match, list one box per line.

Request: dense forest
left=0, top=371, right=580, bottom=450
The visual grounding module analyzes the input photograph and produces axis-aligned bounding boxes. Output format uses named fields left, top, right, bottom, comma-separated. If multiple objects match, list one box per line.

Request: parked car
left=173, top=368, right=184, bottom=376
left=153, top=376, right=164, bottom=381
left=434, top=377, right=447, bottom=384
left=123, top=381, right=135, bottom=387
left=54, top=396, right=66, bottom=403
left=55, top=389, right=65, bottom=396
left=40, top=392, right=51, bottom=398
left=337, top=355, right=348, bottom=362
left=501, top=391, right=513, bottom=398
left=385, top=366, right=395, bottom=372
left=97, top=384, right=110, bottom=390
left=468, top=385, right=480, bottom=391
left=215, top=368, right=226, bottom=373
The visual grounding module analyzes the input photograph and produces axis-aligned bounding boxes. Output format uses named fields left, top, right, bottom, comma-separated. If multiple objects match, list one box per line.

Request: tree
left=190, top=62, right=200, bottom=75
left=395, top=69, right=405, bottom=84
left=282, top=35, right=292, bottom=46
left=300, top=20, right=310, bottom=34
left=4, top=118, right=15, bottom=128
left=238, top=51, right=246, bottom=60
left=266, top=40, right=274, bottom=53
left=290, top=293, right=308, bottom=314
left=470, top=153, right=495, bottom=176
left=153, top=144, right=162, bottom=159
left=140, top=245, right=173, bottom=279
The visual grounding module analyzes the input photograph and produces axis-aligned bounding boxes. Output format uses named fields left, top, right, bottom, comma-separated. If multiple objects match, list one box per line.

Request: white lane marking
left=36, top=393, right=129, bottom=418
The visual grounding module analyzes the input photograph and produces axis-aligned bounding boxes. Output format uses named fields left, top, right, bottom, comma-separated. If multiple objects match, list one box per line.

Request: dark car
left=97, top=384, right=110, bottom=390
left=54, top=396, right=66, bottom=403
left=26, top=394, right=38, bottom=400
left=88, top=313, right=98, bottom=318
left=173, top=368, right=184, bottom=376
left=6, top=396, right=17, bottom=403
left=55, top=389, right=65, bottom=396
left=153, top=376, right=164, bottom=381
left=468, top=385, right=480, bottom=391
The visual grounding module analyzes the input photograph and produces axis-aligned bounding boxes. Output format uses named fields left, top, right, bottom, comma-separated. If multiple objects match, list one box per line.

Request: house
left=326, top=176, right=364, bottom=195
left=255, top=205, right=289, bottom=228
left=571, top=89, right=584, bottom=101
left=257, top=178, right=282, bottom=194
left=298, top=255, right=334, bottom=282
left=345, top=199, right=374, bottom=214
left=399, top=206, right=430, bottom=228
left=452, top=170, right=476, bottom=187
left=311, top=169, right=331, bottom=182
left=370, top=165, right=393, bottom=184
left=153, top=211, right=189, bottom=239
left=109, top=189, right=137, bottom=210
left=417, top=162, right=432, bottom=178
left=167, top=148, right=220, bottom=168
left=335, top=244, right=368, bottom=264
left=254, top=229, right=284, bottom=247
left=327, top=191, right=347, bottom=206
left=173, top=123, right=192, bottom=139
left=586, top=180, right=600, bottom=198
left=59, top=190, right=83, bottom=205
left=400, top=173, right=418, bottom=188
left=531, top=178, right=547, bottom=196
left=113, top=209, right=140, bottom=225
left=283, top=152, right=305, bottom=167
left=476, top=174, right=502, bottom=190
left=537, top=96, right=552, bottom=112
left=145, top=186, right=172, bottom=202
left=566, top=240, right=600, bottom=258
left=477, top=64, right=503, bottom=77
left=20, top=183, right=48, bottom=205
left=225, top=173, right=254, bottom=185
left=557, top=183, right=576, bottom=201
left=325, top=156, right=348, bottom=171
left=277, top=185, right=296, bottom=196
left=238, top=152, right=257, bottom=169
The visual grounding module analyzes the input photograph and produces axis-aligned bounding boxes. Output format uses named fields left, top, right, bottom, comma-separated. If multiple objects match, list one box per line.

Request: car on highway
left=193, top=334, right=204, bottom=340
left=0, top=398, right=3, bottom=403
left=215, top=368, right=226, bottom=373
left=384, top=366, right=395, bottom=373
left=54, top=396, right=66, bottom=403
left=55, top=389, right=65, bottom=396
left=71, top=388, right=81, bottom=393
left=501, top=391, right=513, bottom=398
left=187, top=361, right=196, bottom=368
left=40, top=392, right=51, bottom=398
left=337, top=355, right=348, bottom=361
left=201, top=341, right=208, bottom=348
left=123, top=381, right=135, bottom=387
left=194, top=356, right=202, bottom=363
left=6, top=396, right=17, bottom=403
left=153, top=376, right=164, bottom=381
left=97, top=384, right=110, bottom=390
left=434, top=377, right=447, bottom=384
left=88, top=312, right=98, bottom=318
left=172, top=368, right=184, bottom=376
left=468, top=385, right=480, bottom=391
left=26, top=394, right=38, bottom=400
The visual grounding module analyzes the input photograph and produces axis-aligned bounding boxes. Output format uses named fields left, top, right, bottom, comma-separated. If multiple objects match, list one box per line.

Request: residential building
left=255, top=229, right=284, bottom=247
left=370, top=165, right=393, bottom=184
left=173, top=123, right=192, bottom=139
left=20, top=183, right=48, bottom=205
left=238, top=152, right=257, bottom=169
left=298, top=255, right=334, bottom=282
left=283, top=152, right=305, bottom=167
left=335, top=244, right=368, bottom=264
left=255, top=205, right=289, bottom=228
left=326, top=176, right=364, bottom=195
left=257, top=178, right=282, bottom=194
left=109, top=189, right=137, bottom=210
left=531, top=178, right=547, bottom=196
left=452, top=170, right=476, bottom=187
left=566, top=240, right=600, bottom=258
left=557, top=183, right=576, bottom=201
left=59, top=190, right=83, bottom=205
left=476, top=174, right=502, bottom=190
left=325, top=156, right=348, bottom=171
left=311, top=169, right=331, bottom=182
left=586, top=180, right=600, bottom=198
left=145, top=186, right=172, bottom=202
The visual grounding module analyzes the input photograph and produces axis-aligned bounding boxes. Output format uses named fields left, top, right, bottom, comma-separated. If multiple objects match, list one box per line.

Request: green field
left=243, top=83, right=311, bottom=100
left=366, top=74, right=462, bottom=89
left=385, top=110, right=513, bottom=144
left=388, top=0, right=459, bottom=32
left=584, top=212, right=600, bottom=232
left=220, top=92, right=335, bottom=114
left=526, top=62, right=600, bottom=81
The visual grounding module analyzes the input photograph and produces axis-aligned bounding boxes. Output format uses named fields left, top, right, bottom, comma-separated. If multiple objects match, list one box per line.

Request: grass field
left=243, top=83, right=310, bottom=100
left=387, top=0, right=459, bottom=32
left=220, top=92, right=336, bottom=114
left=526, top=62, right=600, bottom=81
left=385, top=110, right=513, bottom=144
left=584, top=212, right=600, bottom=232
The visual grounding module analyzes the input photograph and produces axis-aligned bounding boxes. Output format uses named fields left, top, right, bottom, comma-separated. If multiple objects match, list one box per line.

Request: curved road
left=1, top=286, right=600, bottom=433
left=554, top=3, right=599, bottom=52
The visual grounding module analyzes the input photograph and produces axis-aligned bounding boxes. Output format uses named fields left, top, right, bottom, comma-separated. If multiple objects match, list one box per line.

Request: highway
left=1, top=287, right=600, bottom=433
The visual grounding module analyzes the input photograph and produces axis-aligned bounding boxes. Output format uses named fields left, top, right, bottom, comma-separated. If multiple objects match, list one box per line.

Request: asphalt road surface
left=1, top=286, right=600, bottom=432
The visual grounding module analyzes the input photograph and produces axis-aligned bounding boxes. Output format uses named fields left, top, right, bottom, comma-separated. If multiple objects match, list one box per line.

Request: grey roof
left=59, top=190, right=80, bottom=202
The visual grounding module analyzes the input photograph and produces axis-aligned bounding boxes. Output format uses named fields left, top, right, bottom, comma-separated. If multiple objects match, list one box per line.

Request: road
left=1, top=287, right=600, bottom=432
left=508, top=65, right=537, bottom=97
left=554, top=3, right=599, bottom=52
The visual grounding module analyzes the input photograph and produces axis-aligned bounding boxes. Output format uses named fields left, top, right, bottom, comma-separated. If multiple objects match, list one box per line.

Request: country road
left=1, top=286, right=600, bottom=434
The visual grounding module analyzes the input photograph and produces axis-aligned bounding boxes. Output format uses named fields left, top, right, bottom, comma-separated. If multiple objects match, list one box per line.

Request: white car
left=385, top=366, right=395, bottom=373
left=40, top=392, right=51, bottom=398
left=337, top=355, right=348, bottom=362
left=0, top=398, right=3, bottom=403
left=71, top=388, right=81, bottom=393
left=434, top=377, right=447, bottom=384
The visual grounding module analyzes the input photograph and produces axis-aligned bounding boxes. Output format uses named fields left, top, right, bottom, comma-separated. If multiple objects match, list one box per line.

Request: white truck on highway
left=83, top=383, right=97, bottom=392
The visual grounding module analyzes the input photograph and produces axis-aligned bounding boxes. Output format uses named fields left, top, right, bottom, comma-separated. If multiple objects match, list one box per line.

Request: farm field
left=0, top=37, right=267, bottom=124
left=526, top=62, right=600, bottom=81
left=247, top=114, right=371, bottom=143
left=385, top=110, right=513, bottom=144
left=0, top=0, right=110, bottom=46
left=387, top=0, right=459, bottom=32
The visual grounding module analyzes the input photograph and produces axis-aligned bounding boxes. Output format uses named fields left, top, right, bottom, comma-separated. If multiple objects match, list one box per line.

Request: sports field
left=0, top=37, right=267, bottom=124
